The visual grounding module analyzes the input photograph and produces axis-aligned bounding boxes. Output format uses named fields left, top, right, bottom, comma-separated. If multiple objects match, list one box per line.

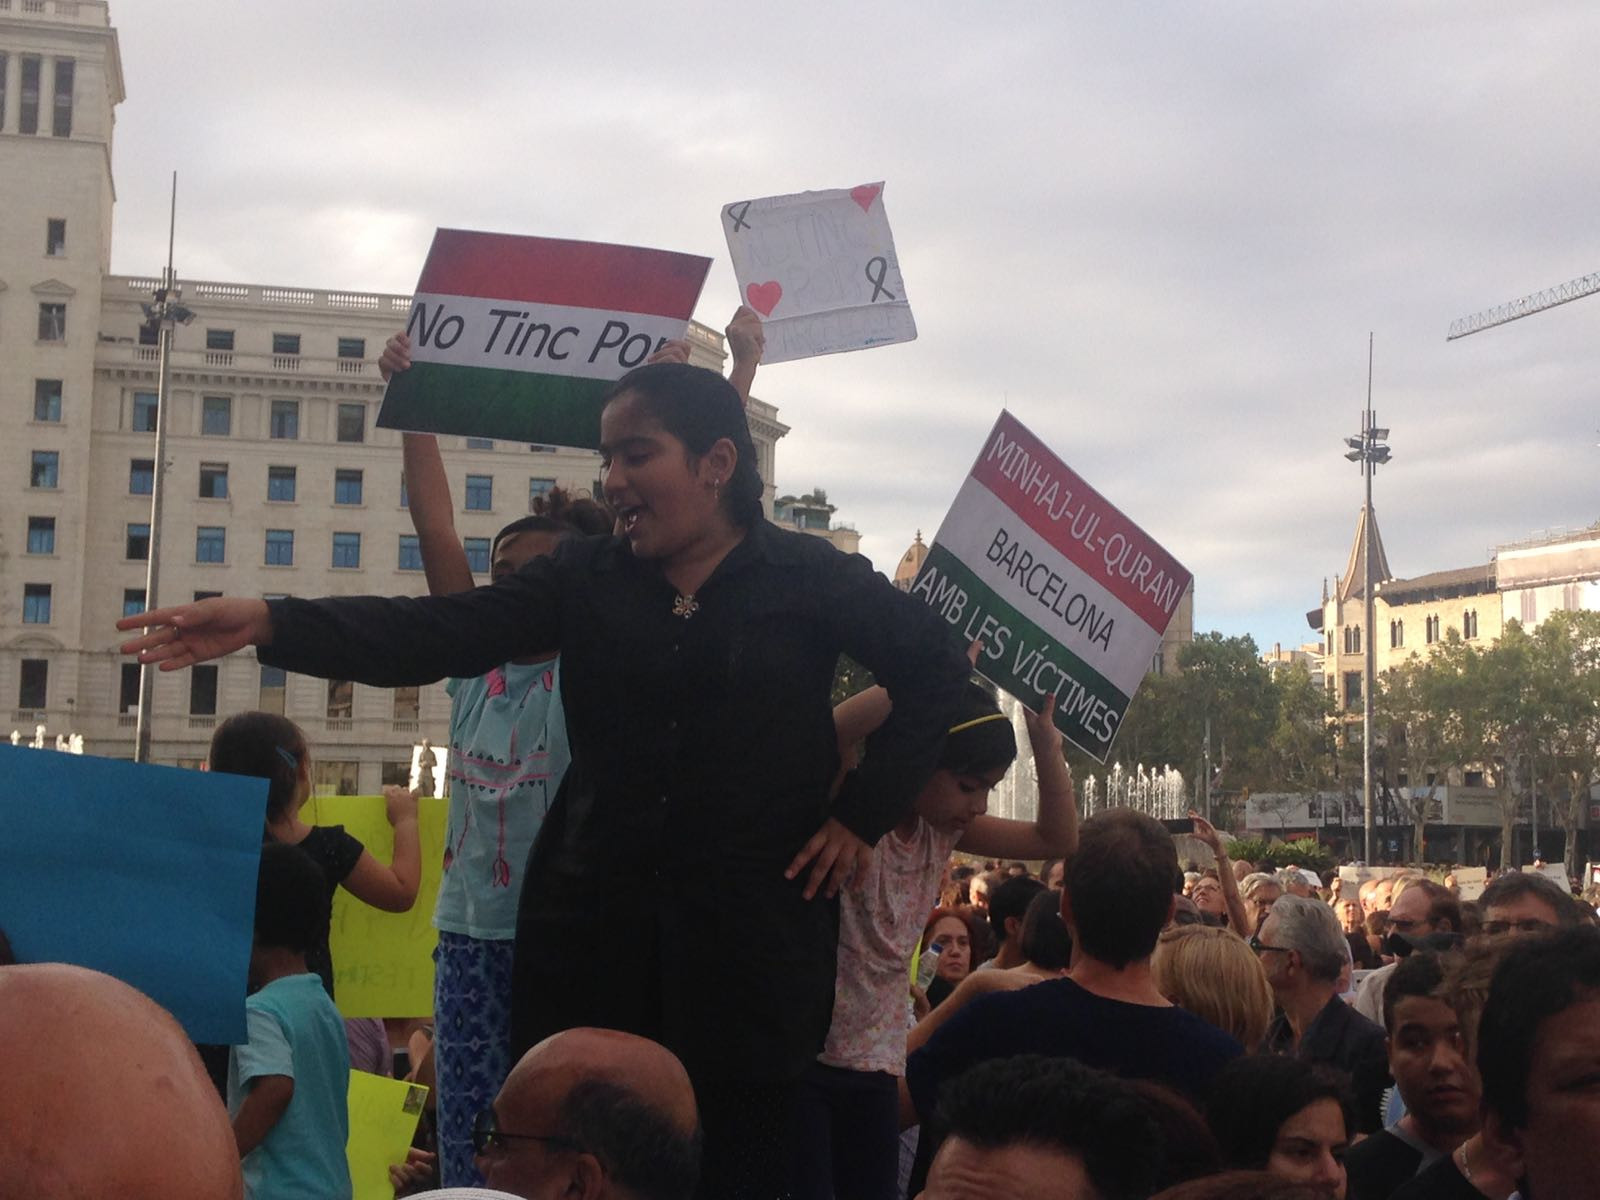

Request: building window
left=381, top=760, right=412, bottom=787
left=529, top=477, right=556, bottom=508
left=22, top=584, right=52, bottom=624
left=465, top=474, right=493, bottom=510
left=1464, top=610, right=1478, bottom=639
left=465, top=537, right=491, bottom=575
left=334, top=469, right=364, bottom=505
left=19, top=55, right=40, bottom=135
left=267, top=465, right=297, bottom=502
left=206, top=328, right=235, bottom=352
left=18, top=660, right=47, bottom=710
left=337, top=336, right=365, bottom=360
left=119, top=663, right=141, bottom=714
left=38, top=302, right=66, bottom=341
left=313, top=760, right=360, bottom=797
left=336, top=403, right=366, bottom=443
left=129, top=458, right=154, bottom=495
left=198, top=463, right=229, bottom=500
left=270, top=399, right=299, bottom=440
left=122, top=589, right=146, bottom=617
left=258, top=665, right=286, bottom=715
left=51, top=57, right=73, bottom=137
left=137, top=320, right=158, bottom=346
left=26, top=517, right=55, bottom=555
left=272, top=332, right=301, bottom=357
left=1344, top=671, right=1362, bottom=708
left=34, top=378, right=63, bottom=422
left=189, top=664, right=219, bottom=716
left=195, top=526, right=226, bottom=564
left=1464, top=769, right=1486, bottom=788
left=46, top=218, right=66, bottom=256
left=398, top=535, right=423, bottom=571
left=126, top=523, right=151, bottom=560
left=265, top=529, right=294, bottom=566
left=327, top=679, right=353, bottom=720
left=331, top=532, right=361, bottom=569
left=466, top=437, right=495, bottom=450
left=132, top=391, right=158, bottom=433
left=193, top=591, right=222, bottom=602
left=31, top=450, right=60, bottom=489
left=399, top=474, right=410, bottom=509
left=1425, top=615, right=1439, bottom=644
left=394, top=685, right=420, bottom=721
left=201, top=395, right=232, bottom=436
left=1390, top=619, right=1403, bottom=649
left=0, top=52, right=8, bottom=130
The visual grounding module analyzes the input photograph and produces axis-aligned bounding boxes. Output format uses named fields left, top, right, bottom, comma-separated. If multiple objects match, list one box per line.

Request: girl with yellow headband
left=791, top=678, right=1079, bottom=1199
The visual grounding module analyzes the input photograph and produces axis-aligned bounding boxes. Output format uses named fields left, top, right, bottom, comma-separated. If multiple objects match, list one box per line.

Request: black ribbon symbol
left=728, top=201, right=752, bottom=233
left=866, top=256, right=896, bottom=302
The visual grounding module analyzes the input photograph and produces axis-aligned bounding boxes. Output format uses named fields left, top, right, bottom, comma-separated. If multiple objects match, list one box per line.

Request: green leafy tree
left=1529, top=610, right=1600, bottom=878
left=1377, top=648, right=1469, bottom=867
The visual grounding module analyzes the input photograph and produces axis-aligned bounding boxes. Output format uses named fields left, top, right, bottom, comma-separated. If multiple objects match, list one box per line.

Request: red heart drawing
left=850, top=184, right=881, bottom=213
left=746, top=280, right=782, bottom=316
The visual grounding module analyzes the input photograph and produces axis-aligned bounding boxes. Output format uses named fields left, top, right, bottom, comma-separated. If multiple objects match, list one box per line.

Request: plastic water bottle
left=914, top=943, right=943, bottom=991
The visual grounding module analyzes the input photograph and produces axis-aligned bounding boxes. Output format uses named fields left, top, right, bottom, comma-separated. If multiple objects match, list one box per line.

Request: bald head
left=0, top=964, right=242, bottom=1200
left=485, top=1028, right=699, bottom=1199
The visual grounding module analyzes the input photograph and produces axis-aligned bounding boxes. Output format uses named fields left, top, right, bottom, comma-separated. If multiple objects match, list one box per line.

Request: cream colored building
left=772, top=489, right=860, bottom=556
left=1, top=0, right=789, bottom=790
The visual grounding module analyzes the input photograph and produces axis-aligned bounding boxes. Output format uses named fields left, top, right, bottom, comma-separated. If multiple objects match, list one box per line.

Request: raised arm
left=1190, top=811, right=1251, bottom=937
left=725, top=305, right=764, bottom=405
left=340, top=787, right=422, bottom=913
left=382, top=332, right=476, bottom=597
left=957, top=696, right=1078, bottom=862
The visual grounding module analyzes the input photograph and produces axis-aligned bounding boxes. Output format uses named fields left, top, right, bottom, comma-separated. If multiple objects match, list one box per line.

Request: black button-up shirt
left=261, top=519, right=971, bottom=1081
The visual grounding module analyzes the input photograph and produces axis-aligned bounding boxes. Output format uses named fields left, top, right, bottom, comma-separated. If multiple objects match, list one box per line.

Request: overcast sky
left=108, top=1, right=1600, bottom=652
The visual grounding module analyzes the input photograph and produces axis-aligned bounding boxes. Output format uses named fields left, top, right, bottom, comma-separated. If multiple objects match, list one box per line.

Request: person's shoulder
left=1155, top=999, right=1247, bottom=1053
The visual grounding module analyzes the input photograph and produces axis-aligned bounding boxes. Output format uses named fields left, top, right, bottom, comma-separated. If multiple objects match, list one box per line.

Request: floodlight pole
left=134, top=173, right=178, bottom=764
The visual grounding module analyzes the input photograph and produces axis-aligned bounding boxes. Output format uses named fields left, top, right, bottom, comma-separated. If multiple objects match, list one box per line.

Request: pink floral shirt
left=819, top=816, right=961, bottom=1075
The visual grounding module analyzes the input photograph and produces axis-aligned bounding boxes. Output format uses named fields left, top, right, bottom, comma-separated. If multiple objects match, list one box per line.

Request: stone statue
left=415, top=739, right=437, bottom=798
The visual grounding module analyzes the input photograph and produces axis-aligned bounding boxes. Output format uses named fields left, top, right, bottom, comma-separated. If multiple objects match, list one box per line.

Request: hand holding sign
left=721, top=182, right=917, bottom=363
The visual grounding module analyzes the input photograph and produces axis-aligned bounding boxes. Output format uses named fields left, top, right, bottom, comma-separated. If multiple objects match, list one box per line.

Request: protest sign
left=346, top=1072, right=428, bottom=1200
left=306, top=794, right=449, bottom=1018
left=910, top=411, right=1191, bottom=761
left=0, top=746, right=264, bottom=1043
left=1453, top=866, right=1488, bottom=902
left=721, top=182, right=916, bottom=363
left=377, top=229, right=712, bottom=447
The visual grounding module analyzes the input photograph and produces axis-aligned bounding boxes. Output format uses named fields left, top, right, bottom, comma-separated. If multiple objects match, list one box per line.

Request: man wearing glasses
left=1479, top=870, right=1579, bottom=938
left=1258, top=894, right=1391, bottom=1132
left=1352, top=880, right=1462, bottom=1025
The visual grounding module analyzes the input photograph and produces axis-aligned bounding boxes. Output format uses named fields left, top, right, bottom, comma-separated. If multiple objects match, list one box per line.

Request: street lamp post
left=132, top=174, right=194, bottom=764
left=1344, top=334, right=1392, bottom=863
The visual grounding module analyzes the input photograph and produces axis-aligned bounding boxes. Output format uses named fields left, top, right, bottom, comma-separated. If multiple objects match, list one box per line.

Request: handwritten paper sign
left=721, top=182, right=917, bottom=363
left=910, top=412, right=1191, bottom=762
left=346, top=1072, right=428, bottom=1200
left=377, top=229, right=712, bottom=448
left=307, top=794, right=449, bottom=1018
left=0, top=746, right=265, bottom=1043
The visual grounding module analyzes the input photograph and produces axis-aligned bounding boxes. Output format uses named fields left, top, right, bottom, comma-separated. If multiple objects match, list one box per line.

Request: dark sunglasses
left=1249, top=934, right=1292, bottom=955
left=471, top=1108, right=582, bottom=1157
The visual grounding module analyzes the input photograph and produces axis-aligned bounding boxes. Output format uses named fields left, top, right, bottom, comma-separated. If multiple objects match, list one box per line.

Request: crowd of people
left=7, top=312, right=1600, bottom=1200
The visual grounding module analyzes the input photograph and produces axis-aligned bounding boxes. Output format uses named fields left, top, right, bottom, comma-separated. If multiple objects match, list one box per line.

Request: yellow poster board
left=306, top=794, right=448, bottom=1018
left=346, top=1070, right=428, bottom=1200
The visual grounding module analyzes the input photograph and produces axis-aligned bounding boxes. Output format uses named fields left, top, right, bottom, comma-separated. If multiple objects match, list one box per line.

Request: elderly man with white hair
left=1256, top=894, right=1390, bottom=1134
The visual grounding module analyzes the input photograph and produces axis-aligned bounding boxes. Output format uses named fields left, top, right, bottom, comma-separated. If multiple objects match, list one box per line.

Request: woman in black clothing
left=121, top=363, right=973, bottom=1198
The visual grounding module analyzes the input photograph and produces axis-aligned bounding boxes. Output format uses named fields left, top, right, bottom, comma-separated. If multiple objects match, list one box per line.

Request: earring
left=713, top=477, right=722, bottom=502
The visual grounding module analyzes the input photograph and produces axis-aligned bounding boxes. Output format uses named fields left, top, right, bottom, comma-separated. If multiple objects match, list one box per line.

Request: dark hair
left=208, top=712, right=308, bottom=823
left=1019, top=888, right=1073, bottom=970
left=602, top=363, right=763, bottom=527
left=493, top=485, right=612, bottom=556
left=1382, top=950, right=1449, bottom=1033
left=1150, top=1170, right=1327, bottom=1200
left=937, top=683, right=1018, bottom=775
left=253, top=842, right=332, bottom=955
left=921, top=906, right=984, bottom=963
left=934, top=1055, right=1164, bottom=1200
left=1479, top=871, right=1580, bottom=923
left=1064, top=810, right=1178, bottom=968
left=557, top=1077, right=701, bottom=1200
left=1478, top=924, right=1600, bottom=1129
left=0, top=925, right=15, bottom=966
left=1129, top=1081, right=1224, bottom=1191
left=988, top=876, right=1047, bottom=945
left=1205, top=1056, right=1353, bottom=1171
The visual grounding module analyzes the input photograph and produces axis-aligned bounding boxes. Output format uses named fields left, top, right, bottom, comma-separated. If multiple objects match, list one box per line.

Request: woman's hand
left=910, top=984, right=931, bottom=1022
left=726, top=304, right=765, bottom=367
left=1022, top=693, right=1063, bottom=761
left=647, top=338, right=692, bottom=365
left=378, top=331, right=411, bottom=383
left=1188, top=810, right=1226, bottom=858
left=785, top=817, right=874, bottom=900
left=383, top=785, right=420, bottom=827
left=116, top=598, right=273, bottom=670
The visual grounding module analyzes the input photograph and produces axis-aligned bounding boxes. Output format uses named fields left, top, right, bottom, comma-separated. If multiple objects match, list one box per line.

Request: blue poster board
left=0, top=746, right=266, bottom=1043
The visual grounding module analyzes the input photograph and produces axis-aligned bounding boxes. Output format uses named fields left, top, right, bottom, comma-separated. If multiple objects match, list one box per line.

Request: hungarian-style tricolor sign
left=912, top=411, right=1191, bottom=761
left=377, top=229, right=712, bottom=448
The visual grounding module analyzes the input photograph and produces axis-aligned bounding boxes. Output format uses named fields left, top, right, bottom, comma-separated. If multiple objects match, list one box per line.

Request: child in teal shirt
left=229, top=842, right=352, bottom=1199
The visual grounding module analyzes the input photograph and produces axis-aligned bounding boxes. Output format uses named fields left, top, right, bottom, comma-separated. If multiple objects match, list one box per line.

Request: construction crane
left=1448, top=269, right=1600, bottom=340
